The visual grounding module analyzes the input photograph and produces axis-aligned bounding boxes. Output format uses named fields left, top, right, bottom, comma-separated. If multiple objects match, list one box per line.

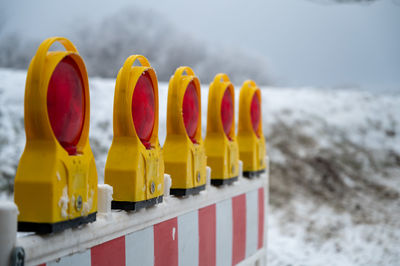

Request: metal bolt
left=197, top=172, right=201, bottom=182
left=11, top=247, right=25, bottom=266
left=150, top=182, right=155, bottom=194
left=75, top=195, right=82, bottom=211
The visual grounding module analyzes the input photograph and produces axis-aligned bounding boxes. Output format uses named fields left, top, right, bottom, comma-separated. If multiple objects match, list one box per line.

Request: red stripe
left=198, top=204, right=216, bottom=266
left=154, top=217, right=178, bottom=266
left=232, top=194, right=246, bottom=265
left=91, top=236, right=125, bottom=266
left=37, top=264, right=46, bottom=266
left=258, top=187, right=265, bottom=249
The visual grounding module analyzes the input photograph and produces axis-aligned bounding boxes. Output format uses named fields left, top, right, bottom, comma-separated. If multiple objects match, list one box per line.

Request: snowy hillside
left=0, top=68, right=399, bottom=265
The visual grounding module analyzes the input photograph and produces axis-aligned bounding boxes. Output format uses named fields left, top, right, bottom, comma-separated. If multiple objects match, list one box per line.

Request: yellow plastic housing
left=205, top=74, right=239, bottom=186
left=104, top=55, right=164, bottom=210
left=14, top=37, right=97, bottom=232
left=163, top=67, right=207, bottom=196
left=237, top=80, right=267, bottom=178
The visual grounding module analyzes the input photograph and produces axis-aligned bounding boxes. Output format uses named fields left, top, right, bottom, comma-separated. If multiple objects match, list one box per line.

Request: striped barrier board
left=13, top=162, right=268, bottom=266
left=38, top=189, right=265, bottom=266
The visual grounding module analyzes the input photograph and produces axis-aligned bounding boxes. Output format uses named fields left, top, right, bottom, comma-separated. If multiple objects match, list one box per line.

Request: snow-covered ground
left=263, top=86, right=400, bottom=265
left=0, top=68, right=399, bottom=265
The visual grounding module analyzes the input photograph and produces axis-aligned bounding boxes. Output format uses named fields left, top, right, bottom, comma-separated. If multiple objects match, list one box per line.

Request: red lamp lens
left=182, top=81, right=199, bottom=143
left=250, top=92, right=261, bottom=137
left=47, top=56, right=85, bottom=155
left=221, top=87, right=233, bottom=140
left=132, top=71, right=155, bottom=149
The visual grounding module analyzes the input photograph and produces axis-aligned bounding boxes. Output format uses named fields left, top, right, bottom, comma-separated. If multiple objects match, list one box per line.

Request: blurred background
left=0, top=0, right=399, bottom=265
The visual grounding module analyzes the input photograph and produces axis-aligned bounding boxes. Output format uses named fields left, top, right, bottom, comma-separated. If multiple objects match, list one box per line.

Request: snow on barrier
left=0, top=36, right=268, bottom=266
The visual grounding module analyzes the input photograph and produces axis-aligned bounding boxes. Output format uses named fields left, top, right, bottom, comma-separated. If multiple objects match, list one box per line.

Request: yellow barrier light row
left=14, top=37, right=266, bottom=234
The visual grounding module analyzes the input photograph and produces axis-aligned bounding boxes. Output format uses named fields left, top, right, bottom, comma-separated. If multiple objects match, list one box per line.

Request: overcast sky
left=1, top=0, right=399, bottom=89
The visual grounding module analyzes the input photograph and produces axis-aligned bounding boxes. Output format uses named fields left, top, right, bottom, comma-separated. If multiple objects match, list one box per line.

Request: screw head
left=197, top=172, right=201, bottom=182
left=11, top=247, right=25, bottom=266
left=76, top=195, right=82, bottom=211
left=150, top=182, right=155, bottom=194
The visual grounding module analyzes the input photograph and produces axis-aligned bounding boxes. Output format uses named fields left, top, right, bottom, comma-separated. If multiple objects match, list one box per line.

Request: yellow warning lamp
left=237, top=80, right=266, bottom=178
left=163, top=67, right=207, bottom=196
left=14, top=37, right=97, bottom=234
left=204, top=74, right=239, bottom=186
left=104, top=55, right=164, bottom=211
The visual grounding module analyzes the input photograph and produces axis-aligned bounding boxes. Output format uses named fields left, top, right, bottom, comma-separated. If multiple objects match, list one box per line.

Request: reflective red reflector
left=250, top=93, right=261, bottom=137
left=182, top=81, right=199, bottom=143
left=132, top=71, right=155, bottom=149
left=47, top=56, right=85, bottom=155
left=221, top=87, right=233, bottom=140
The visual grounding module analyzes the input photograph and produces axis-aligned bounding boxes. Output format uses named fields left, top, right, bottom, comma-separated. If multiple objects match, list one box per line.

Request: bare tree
left=0, top=6, right=271, bottom=85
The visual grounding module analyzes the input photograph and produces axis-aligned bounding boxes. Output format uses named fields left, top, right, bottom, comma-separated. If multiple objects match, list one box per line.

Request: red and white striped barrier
left=2, top=160, right=269, bottom=266
left=38, top=188, right=265, bottom=266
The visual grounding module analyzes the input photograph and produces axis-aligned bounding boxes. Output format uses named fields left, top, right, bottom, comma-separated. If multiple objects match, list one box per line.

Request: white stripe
left=245, top=190, right=258, bottom=258
left=47, top=249, right=90, bottom=266
left=216, top=199, right=232, bottom=266
left=178, top=210, right=199, bottom=266
left=125, top=226, right=154, bottom=266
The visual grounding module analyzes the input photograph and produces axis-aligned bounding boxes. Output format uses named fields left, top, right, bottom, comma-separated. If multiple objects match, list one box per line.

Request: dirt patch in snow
left=266, top=105, right=400, bottom=265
